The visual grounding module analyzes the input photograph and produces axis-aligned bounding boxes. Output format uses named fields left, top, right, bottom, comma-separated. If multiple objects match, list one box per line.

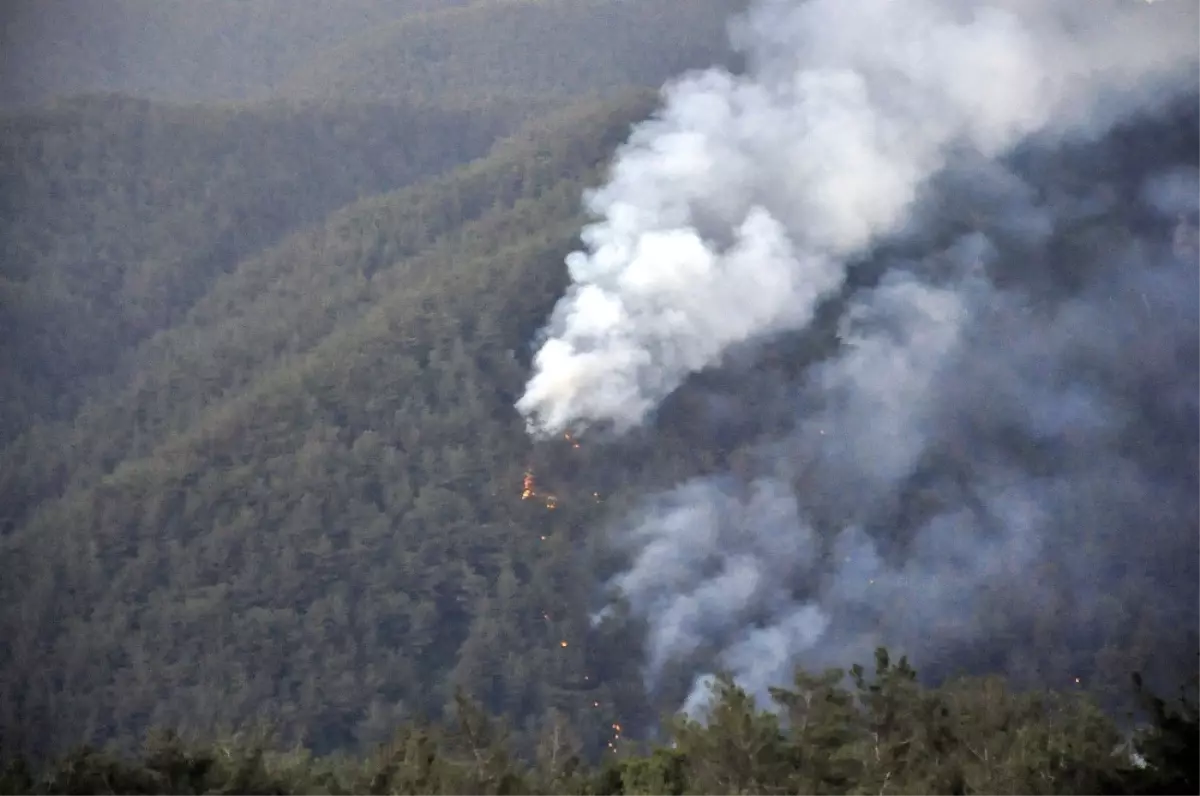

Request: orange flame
left=522, top=470, right=536, bottom=500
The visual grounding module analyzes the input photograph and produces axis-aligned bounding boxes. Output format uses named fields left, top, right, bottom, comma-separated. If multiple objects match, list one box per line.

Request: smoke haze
left=518, top=0, right=1200, bottom=716
left=517, top=0, right=1198, bottom=437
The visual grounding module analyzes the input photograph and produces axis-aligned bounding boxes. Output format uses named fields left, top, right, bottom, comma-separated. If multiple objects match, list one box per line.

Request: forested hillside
left=0, top=93, right=545, bottom=443
left=4, top=90, right=1196, bottom=764
left=0, top=0, right=753, bottom=763
left=3, top=652, right=1197, bottom=795
left=279, top=0, right=747, bottom=105
left=1, top=0, right=1197, bottom=793
left=0, top=0, right=745, bottom=108
left=1, top=91, right=678, bottom=759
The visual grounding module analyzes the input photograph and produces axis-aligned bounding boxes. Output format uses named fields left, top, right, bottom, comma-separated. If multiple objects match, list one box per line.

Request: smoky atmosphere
left=0, top=1, right=1196, bottom=794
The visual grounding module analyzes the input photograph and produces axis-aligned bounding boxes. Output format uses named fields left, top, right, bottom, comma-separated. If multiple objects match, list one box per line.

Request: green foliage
left=0, top=92, right=539, bottom=444
left=610, top=749, right=689, bottom=796
left=2, top=654, right=1194, bottom=795
left=0, top=2, right=1193, bottom=789
left=0, top=87, right=680, bottom=761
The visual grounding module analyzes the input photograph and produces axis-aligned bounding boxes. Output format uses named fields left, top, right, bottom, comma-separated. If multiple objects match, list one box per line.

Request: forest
left=1, top=651, right=1197, bottom=794
left=0, top=1, right=1196, bottom=793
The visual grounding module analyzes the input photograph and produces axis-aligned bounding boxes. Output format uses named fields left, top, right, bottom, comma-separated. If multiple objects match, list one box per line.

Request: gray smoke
left=517, top=0, right=1200, bottom=717
left=516, top=0, right=1197, bottom=436
left=616, top=221, right=1199, bottom=713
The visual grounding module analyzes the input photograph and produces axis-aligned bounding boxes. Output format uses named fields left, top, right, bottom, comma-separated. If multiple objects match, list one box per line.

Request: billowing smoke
left=517, top=0, right=1197, bottom=437
left=517, top=0, right=1200, bottom=717
left=616, top=226, right=1199, bottom=713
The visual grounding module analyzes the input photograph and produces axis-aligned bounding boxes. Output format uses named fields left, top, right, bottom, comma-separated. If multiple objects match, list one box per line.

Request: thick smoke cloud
left=616, top=224, right=1198, bottom=713
left=518, top=0, right=1199, bottom=718
left=517, top=0, right=1198, bottom=437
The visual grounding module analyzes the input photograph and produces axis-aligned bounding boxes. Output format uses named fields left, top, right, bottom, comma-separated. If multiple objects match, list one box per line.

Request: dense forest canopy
left=0, top=0, right=1196, bottom=793
left=1, top=652, right=1197, bottom=795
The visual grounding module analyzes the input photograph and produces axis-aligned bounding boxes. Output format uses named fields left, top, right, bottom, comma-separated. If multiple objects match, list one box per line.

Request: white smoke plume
left=518, top=0, right=1199, bottom=720
left=517, top=0, right=1198, bottom=437
left=605, top=249, right=1008, bottom=704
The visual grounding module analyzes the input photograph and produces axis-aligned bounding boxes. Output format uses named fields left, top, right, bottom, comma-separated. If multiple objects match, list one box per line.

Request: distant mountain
left=0, top=0, right=466, bottom=107
left=0, top=0, right=745, bottom=108
left=279, top=0, right=746, bottom=105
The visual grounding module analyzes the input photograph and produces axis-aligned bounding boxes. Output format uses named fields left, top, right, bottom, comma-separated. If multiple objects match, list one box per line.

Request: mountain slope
left=4, top=93, right=1193, bottom=762
left=2, top=0, right=1193, bottom=775
left=0, top=0, right=745, bottom=109
left=279, top=0, right=746, bottom=104
left=0, top=90, right=654, bottom=534
left=0, top=0, right=468, bottom=107
left=0, top=93, right=541, bottom=443
left=0, top=90, right=670, bottom=759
